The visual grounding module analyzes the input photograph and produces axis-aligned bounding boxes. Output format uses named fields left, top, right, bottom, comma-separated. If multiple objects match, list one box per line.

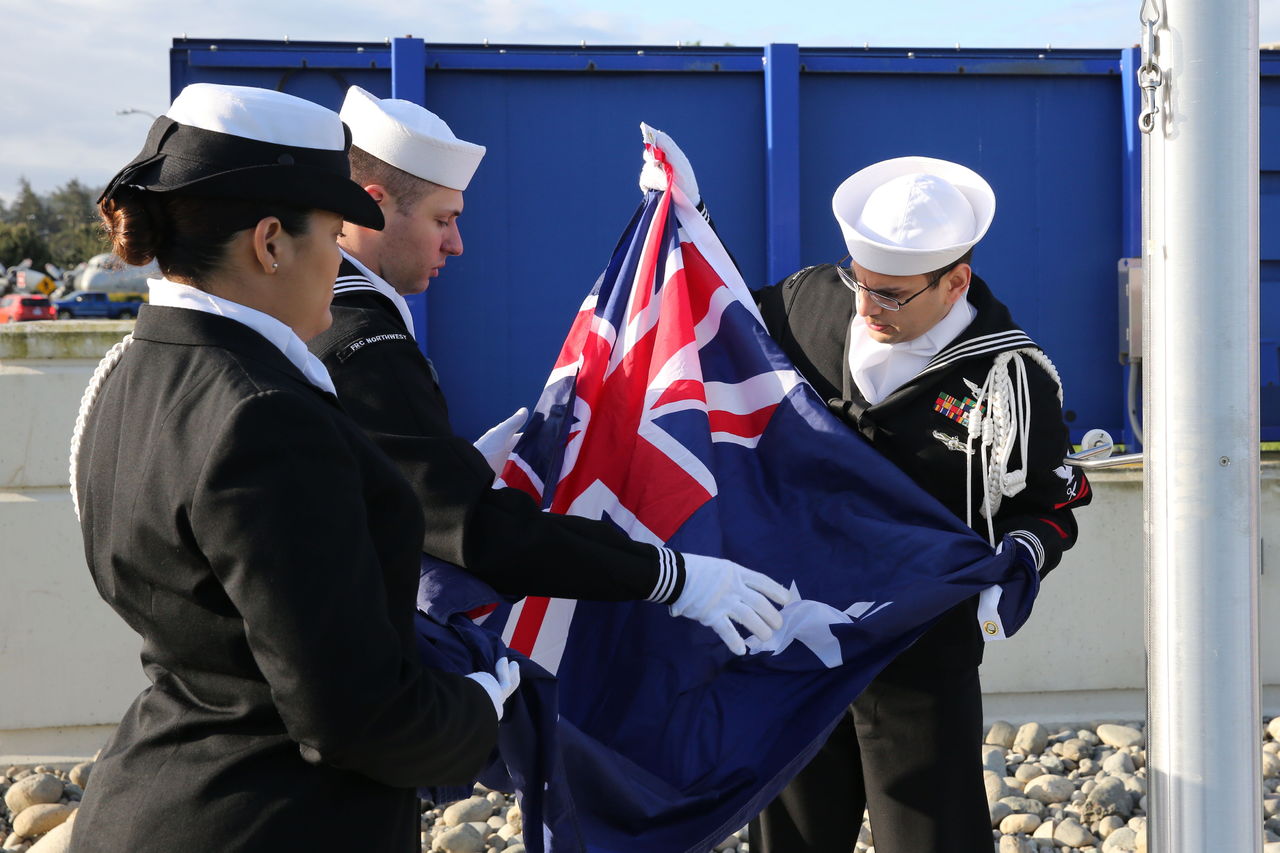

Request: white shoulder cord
left=964, top=347, right=1064, bottom=545
left=68, top=334, right=135, bottom=522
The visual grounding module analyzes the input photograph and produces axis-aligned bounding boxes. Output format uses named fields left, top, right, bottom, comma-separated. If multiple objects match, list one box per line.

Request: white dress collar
left=147, top=277, right=337, bottom=396
left=847, top=292, right=976, bottom=405
left=338, top=248, right=417, bottom=340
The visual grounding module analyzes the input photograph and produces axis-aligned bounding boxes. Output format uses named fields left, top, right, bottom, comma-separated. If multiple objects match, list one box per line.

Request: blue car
left=54, top=291, right=147, bottom=320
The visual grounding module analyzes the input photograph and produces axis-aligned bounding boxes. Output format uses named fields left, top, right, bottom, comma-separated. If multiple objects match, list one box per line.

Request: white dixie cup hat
left=339, top=85, right=486, bottom=191
left=831, top=156, right=995, bottom=277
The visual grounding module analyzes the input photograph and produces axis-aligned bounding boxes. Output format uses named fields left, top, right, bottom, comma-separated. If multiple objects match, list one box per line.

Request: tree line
left=0, top=178, right=112, bottom=272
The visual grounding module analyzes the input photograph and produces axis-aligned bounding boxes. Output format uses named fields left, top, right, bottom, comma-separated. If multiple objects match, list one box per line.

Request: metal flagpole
left=1140, top=0, right=1263, bottom=848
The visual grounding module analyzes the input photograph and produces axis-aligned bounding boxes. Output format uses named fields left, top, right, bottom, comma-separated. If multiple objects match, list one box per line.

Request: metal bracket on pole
left=1063, top=434, right=1142, bottom=470
left=1137, top=0, right=1165, bottom=134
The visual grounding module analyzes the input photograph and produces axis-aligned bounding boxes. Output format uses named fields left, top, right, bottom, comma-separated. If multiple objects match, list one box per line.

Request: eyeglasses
left=833, top=255, right=942, bottom=312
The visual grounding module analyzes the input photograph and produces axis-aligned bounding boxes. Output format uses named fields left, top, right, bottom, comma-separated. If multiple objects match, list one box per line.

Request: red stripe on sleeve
left=1039, top=518, right=1069, bottom=539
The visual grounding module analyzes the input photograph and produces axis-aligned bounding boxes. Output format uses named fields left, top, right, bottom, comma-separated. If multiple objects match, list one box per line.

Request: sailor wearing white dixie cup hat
left=307, top=88, right=790, bottom=660
left=67, top=83, right=517, bottom=853
left=744, top=156, right=1092, bottom=852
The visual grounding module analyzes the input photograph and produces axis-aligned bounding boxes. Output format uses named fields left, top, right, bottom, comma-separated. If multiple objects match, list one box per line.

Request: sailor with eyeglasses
left=744, top=157, right=1094, bottom=853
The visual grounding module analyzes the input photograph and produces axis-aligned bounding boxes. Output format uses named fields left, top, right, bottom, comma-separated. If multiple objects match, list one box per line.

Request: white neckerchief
left=338, top=248, right=417, bottom=340
left=147, top=277, right=337, bottom=396
left=848, top=292, right=977, bottom=405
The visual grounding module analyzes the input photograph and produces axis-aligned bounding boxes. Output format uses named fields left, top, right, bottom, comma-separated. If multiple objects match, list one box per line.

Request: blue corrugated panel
left=1262, top=70, right=1280, bottom=440
left=424, top=70, right=766, bottom=438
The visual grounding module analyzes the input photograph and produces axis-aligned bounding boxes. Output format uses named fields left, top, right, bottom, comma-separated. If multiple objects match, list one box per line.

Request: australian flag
left=416, top=145, right=1039, bottom=853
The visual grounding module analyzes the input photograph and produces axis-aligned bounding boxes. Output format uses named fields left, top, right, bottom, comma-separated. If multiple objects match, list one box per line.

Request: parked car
left=54, top=290, right=147, bottom=320
left=0, top=294, right=55, bottom=322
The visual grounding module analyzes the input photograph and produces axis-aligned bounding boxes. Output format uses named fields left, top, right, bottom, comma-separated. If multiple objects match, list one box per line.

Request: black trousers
left=750, top=606, right=992, bottom=853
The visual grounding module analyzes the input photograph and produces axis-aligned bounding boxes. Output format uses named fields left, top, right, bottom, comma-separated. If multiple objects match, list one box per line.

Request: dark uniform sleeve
left=318, top=325, right=674, bottom=603
left=990, top=359, right=1093, bottom=577
left=191, top=390, right=496, bottom=788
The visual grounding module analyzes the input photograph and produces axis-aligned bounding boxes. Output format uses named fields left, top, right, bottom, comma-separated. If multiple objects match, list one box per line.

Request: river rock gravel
left=5, top=715, right=1277, bottom=852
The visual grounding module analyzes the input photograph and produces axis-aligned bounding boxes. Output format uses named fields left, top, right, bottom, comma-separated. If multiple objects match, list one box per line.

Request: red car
left=0, top=294, right=55, bottom=322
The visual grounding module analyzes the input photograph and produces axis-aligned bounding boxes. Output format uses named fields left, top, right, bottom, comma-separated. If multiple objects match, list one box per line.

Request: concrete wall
left=1, top=322, right=1275, bottom=760
left=983, top=462, right=1280, bottom=725
left=0, top=322, right=148, bottom=762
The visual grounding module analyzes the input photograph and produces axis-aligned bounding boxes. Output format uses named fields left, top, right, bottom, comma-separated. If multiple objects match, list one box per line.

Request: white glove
left=639, top=122, right=701, bottom=207
left=465, top=657, right=521, bottom=721
left=473, top=407, right=528, bottom=476
left=670, top=554, right=789, bottom=655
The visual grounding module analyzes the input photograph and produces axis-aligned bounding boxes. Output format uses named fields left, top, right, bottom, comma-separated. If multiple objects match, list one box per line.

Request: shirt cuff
left=646, top=547, right=685, bottom=604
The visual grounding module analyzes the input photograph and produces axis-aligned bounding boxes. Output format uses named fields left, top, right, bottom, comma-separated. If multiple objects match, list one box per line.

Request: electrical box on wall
left=1118, top=258, right=1142, bottom=366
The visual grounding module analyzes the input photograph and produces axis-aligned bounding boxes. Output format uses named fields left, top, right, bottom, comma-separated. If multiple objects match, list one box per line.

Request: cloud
left=0, top=0, right=712, bottom=201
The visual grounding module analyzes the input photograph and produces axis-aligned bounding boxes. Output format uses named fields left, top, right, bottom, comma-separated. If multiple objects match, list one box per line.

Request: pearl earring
left=271, top=262, right=279, bottom=271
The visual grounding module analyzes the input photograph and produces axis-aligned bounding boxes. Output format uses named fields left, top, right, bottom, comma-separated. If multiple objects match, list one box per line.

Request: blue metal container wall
left=1261, top=68, right=1280, bottom=438
left=424, top=70, right=766, bottom=441
left=167, top=39, right=1277, bottom=443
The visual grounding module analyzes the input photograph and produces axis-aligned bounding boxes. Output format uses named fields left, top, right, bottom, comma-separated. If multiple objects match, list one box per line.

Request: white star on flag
left=745, top=582, right=893, bottom=667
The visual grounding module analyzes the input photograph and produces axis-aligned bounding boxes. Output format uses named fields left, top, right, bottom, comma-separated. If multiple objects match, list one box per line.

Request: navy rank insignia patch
left=934, top=392, right=979, bottom=427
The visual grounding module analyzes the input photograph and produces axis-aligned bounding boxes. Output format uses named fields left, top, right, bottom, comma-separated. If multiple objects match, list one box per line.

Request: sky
left=2, top=0, right=1278, bottom=203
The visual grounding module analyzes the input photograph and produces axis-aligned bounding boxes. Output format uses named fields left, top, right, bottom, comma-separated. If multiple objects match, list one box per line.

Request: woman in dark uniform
left=67, top=83, right=515, bottom=852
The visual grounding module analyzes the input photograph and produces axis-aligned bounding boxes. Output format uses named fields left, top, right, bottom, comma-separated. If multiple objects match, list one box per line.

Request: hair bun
left=100, top=187, right=167, bottom=267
